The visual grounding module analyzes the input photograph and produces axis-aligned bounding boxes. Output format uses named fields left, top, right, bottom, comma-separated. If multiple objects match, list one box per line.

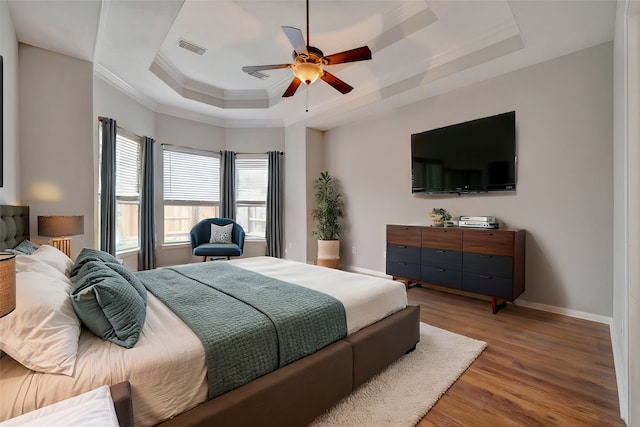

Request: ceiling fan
left=241, top=0, right=372, bottom=98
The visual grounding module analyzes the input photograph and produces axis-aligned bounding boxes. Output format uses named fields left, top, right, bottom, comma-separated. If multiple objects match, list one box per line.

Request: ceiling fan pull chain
left=306, top=85, right=310, bottom=113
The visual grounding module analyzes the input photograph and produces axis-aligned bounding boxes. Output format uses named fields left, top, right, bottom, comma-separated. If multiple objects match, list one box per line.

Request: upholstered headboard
left=0, top=205, right=30, bottom=250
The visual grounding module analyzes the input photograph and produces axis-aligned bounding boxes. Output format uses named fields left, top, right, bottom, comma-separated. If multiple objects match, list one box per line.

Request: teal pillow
left=7, top=239, right=40, bottom=255
left=70, top=248, right=120, bottom=278
left=70, top=261, right=146, bottom=348
left=74, top=261, right=147, bottom=304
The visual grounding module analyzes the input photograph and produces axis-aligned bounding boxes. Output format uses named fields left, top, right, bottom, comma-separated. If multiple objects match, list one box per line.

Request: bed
left=0, top=205, right=420, bottom=426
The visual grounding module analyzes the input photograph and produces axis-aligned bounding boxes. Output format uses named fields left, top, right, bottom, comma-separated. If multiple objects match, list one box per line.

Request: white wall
left=323, top=42, right=614, bottom=318
left=18, top=44, right=94, bottom=258
left=625, top=3, right=640, bottom=424
left=284, top=124, right=308, bottom=262
left=0, top=0, right=18, bottom=204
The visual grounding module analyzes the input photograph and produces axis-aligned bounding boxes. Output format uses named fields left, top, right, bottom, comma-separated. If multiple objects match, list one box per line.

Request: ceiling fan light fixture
left=293, top=62, right=322, bottom=85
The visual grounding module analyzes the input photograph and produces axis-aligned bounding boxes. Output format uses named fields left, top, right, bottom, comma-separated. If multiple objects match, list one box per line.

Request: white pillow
left=0, top=271, right=81, bottom=376
left=30, top=244, right=74, bottom=277
left=209, top=223, right=234, bottom=243
left=15, top=254, right=73, bottom=291
left=0, top=385, right=119, bottom=427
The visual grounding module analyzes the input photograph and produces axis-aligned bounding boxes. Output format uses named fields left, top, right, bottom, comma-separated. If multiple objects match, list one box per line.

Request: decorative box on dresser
left=386, top=224, right=525, bottom=313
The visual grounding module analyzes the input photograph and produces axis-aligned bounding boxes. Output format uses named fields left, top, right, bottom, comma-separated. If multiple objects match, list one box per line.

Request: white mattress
left=0, top=257, right=406, bottom=426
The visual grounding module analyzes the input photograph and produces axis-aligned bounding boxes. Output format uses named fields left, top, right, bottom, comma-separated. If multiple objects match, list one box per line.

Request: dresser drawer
left=387, top=225, right=422, bottom=246
left=421, top=227, right=463, bottom=251
left=463, top=229, right=514, bottom=256
left=422, top=248, right=462, bottom=270
left=386, top=244, right=421, bottom=264
left=421, top=266, right=462, bottom=289
left=463, top=252, right=513, bottom=278
left=386, top=260, right=420, bottom=280
left=463, top=272, right=513, bottom=299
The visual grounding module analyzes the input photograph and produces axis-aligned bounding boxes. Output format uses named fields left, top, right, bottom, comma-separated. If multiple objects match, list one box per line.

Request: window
left=114, top=133, right=141, bottom=252
left=235, top=155, right=268, bottom=239
left=163, top=147, right=220, bottom=243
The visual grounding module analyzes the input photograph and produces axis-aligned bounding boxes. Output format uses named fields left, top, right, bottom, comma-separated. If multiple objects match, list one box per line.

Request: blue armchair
left=190, top=218, right=245, bottom=261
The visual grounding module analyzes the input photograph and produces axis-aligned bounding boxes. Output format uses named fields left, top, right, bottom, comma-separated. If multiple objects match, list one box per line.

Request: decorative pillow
left=0, top=385, right=119, bottom=427
left=30, top=244, right=74, bottom=276
left=209, top=223, right=234, bottom=243
left=0, top=271, right=81, bottom=376
left=74, top=260, right=147, bottom=304
left=70, top=248, right=120, bottom=278
left=70, top=261, right=146, bottom=348
left=5, top=239, right=40, bottom=255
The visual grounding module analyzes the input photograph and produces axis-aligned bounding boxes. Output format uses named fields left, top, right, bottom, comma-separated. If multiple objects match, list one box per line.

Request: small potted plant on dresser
left=430, top=208, right=453, bottom=227
left=312, top=171, right=344, bottom=269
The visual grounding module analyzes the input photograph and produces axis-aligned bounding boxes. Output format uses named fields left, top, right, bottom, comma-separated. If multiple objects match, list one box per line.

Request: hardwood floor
left=408, top=285, right=624, bottom=427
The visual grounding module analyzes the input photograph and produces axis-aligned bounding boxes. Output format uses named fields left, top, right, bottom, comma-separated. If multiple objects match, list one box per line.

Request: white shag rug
left=310, top=323, right=487, bottom=427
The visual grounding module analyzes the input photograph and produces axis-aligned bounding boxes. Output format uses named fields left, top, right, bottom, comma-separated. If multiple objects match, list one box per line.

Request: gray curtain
left=266, top=151, right=283, bottom=258
left=100, top=117, right=117, bottom=255
left=139, top=136, right=156, bottom=270
left=220, top=150, right=236, bottom=219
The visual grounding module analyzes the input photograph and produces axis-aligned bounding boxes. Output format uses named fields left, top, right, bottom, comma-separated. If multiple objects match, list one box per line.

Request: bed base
left=158, top=305, right=420, bottom=427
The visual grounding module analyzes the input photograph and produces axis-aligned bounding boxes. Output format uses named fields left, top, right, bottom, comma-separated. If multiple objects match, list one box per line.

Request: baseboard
left=514, top=299, right=613, bottom=325
left=609, top=323, right=629, bottom=425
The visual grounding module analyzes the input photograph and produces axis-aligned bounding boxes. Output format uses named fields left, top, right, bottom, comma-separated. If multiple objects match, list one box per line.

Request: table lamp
left=38, top=215, right=84, bottom=257
left=0, top=252, right=16, bottom=317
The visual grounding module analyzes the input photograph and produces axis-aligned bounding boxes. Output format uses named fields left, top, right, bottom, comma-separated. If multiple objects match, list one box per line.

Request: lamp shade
left=38, top=216, right=84, bottom=237
left=0, top=252, right=16, bottom=317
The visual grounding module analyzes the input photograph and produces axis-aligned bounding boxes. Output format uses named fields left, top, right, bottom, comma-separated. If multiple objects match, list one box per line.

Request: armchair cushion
left=209, top=223, right=233, bottom=243
left=193, top=243, right=243, bottom=258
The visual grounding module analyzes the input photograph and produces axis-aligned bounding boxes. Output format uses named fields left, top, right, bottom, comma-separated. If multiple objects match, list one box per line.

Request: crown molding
left=94, top=63, right=159, bottom=111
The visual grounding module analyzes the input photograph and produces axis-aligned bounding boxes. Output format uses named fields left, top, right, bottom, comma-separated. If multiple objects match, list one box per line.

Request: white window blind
left=116, top=135, right=140, bottom=199
left=163, top=148, right=220, bottom=202
left=236, top=156, right=268, bottom=202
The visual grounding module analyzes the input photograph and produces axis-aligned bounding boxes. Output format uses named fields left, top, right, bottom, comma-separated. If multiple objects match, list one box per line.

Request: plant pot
left=317, top=240, right=340, bottom=269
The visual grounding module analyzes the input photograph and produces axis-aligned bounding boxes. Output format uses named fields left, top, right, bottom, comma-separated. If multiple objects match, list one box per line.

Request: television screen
left=411, top=111, right=516, bottom=194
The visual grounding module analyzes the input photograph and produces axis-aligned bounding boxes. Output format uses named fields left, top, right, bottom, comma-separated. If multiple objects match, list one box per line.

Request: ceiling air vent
left=248, top=70, right=270, bottom=80
left=178, top=38, right=206, bottom=56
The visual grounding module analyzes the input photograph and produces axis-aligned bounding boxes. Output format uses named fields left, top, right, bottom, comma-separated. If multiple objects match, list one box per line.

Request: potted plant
left=429, top=208, right=452, bottom=227
left=311, top=171, right=344, bottom=268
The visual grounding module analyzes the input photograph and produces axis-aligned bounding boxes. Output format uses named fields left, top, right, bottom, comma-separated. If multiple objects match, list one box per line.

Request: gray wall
left=0, top=1, right=18, bottom=205
left=323, top=42, right=614, bottom=318
left=19, top=44, right=94, bottom=258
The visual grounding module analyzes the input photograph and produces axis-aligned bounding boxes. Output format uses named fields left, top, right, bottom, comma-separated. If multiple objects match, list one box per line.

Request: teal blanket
left=135, top=262, right=347, bottom=399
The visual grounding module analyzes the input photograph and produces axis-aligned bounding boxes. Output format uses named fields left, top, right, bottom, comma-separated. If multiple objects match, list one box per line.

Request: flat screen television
left=411, top=111, right=516, bottom=194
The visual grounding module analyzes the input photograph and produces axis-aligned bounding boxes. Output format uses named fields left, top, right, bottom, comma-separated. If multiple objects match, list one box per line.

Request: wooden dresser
left=387, top=224, right=525, bottom=313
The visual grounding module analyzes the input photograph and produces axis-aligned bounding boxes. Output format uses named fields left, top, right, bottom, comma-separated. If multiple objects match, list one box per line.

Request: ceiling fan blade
left=321, top=71, right=353, bottom=94
left=282, top=26, right=309, bottom=57
left=282, top=77, right=302, bottom=97
left=323, top=46, right=372, bottom=65
left=242, top=64, right=291, bottom=73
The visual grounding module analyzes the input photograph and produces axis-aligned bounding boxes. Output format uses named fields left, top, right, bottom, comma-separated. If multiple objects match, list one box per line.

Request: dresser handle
left=480, top=275, right=492, bottom=279
left=483, top=233, right=493, bottom=236
left=435, top=250, right=445, bottom=253
left=400, top=227, right=408, bottom=230
left=435, top=268, right=445, bottom=272
left=480, top=254, right=493, bottom=258
left=398, top=245, right=407, bottom=249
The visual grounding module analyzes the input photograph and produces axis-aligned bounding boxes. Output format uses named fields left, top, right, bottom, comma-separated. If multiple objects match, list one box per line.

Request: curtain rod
left=98, top=117, right=145, bottom=141
left=161, top=142, right=283, bottom=156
